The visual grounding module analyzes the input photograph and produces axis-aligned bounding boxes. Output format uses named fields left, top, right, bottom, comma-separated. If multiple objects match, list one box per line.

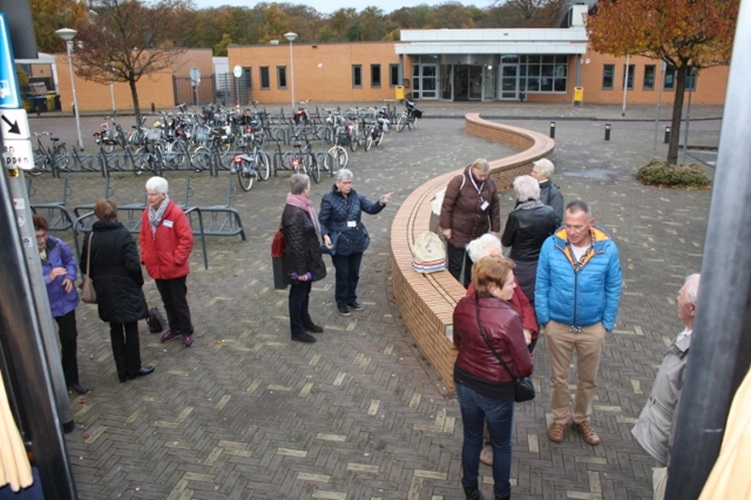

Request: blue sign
left=0, top=14, right=20, bottom=109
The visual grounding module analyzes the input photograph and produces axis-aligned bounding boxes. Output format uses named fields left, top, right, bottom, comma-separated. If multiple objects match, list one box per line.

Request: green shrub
left=636, top=159, right=711, bottom=189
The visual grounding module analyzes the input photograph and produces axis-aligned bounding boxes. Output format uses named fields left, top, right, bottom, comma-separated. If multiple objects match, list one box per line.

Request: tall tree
left=30, top=0, right=88, bottom=53
left=587, top=0, right=738, bottom=165
left=71, top=0, right=187, bottom=122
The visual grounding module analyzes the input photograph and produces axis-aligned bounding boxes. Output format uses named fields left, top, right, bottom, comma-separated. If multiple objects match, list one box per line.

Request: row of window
left=602, top=64, right=697, bottom=91
left=238, top=64, right=401, bottom=91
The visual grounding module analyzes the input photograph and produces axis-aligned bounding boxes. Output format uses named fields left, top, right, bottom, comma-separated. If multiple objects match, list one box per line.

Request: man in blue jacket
left=535, top=200, right=622, bottom=446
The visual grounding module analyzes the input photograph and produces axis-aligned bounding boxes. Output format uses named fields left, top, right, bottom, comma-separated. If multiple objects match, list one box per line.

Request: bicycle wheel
left=54, top=144, right=70, bottom=171
left=167, top=141, right=189, bottom=169
left=375, top=129, right=385, bottom=146
left=327, top=145, right=349, bottom=170
left=29, top=152, right=46, bottom=176
left=191, top=146, right=211, bottom=172
left=365, top=132, right=373, bottom=152
left=133, top=147, right=150, bottom=175
left=320, top=152, right=334, bottom=176
left=309, top=155, right=321, bottom=184
left=349, top=132, right=359, bottom=152
left=257, top=152, right=271, bottom=181
left=237, top=162, right=255, bottom=192
left=396, top=114, right=407, bottom=132
left=407, top=116, right=415, bottom=130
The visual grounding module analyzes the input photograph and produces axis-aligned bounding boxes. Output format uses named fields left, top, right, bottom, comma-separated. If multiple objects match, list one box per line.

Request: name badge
left=163, top=220, right=174, bottom=228
left=480, top=200, right=489, bottom=211
left=347, top=220, right=357, bottom=228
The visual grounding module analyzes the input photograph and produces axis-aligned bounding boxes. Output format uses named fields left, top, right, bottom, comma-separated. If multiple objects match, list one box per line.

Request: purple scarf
left=286, top=192, right=321, bottom=238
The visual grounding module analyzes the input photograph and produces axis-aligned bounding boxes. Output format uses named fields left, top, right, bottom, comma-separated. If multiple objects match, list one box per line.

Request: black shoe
left=118, top=373, right=128, bottom=383
left=70, top=383, right=89, bottom=395
left=337, top=305, right=351, bottom=316
left=62, top=420, right=75, bottom=434
left=128, top=365, right=155, bottom=379
left=347, top=301, right=364, bottom=311
left=292, top=332, right=317, bottom=343
left=305, top=323, right=324, bottom=333
left=463, top=482, right=485, bottom=500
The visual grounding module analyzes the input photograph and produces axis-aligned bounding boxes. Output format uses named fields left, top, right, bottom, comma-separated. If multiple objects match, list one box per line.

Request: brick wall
left=390, top=113, right=554, bottom=392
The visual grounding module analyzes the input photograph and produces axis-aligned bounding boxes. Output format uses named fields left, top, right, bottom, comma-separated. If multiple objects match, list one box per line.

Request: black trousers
left=109, top=321, right=142, bottom=379
left=447, top=243, right=472, bottom=288
left=155, top=276, right=194, bottom=336
left=54, top=310, right=80, bottom=386
left=288, top=280, right=313, bottom=335
left=332, top=252, right=363, bottom=307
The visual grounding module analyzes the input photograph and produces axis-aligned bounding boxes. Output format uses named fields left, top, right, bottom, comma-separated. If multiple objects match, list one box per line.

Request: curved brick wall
left=390, top=113, right=555, bottom=392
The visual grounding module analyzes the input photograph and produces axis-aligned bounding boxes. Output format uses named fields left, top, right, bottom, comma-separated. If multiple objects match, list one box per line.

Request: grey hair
left=466, top=233, right=502, bottom=263
left=566, top=199, right=592, bottom=218
left=335, top=169, right=354, bottom=182
left=682, top=273, right=701, bottom=304
left=470, top=158, right=490, bottom=175
left=533, top=158, right=555, bottom=179
left=145, top=176, right=169, bottom=195
left=289, top=173, right=310, bottom=195
left=513, top=175, right=541, bottom=201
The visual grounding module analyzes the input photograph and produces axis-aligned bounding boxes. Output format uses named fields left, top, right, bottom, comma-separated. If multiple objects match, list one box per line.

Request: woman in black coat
left=81, top=199, right=155, bottom=382
left=282, top=174, right=327, bottom=343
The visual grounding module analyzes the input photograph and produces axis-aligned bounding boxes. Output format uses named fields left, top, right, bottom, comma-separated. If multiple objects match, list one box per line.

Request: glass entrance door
left=482, top=65, right=497, bottom=101
left=453, top=65, right=483, bottom=101
left=420, top=64, right=438, bottom=99
left=500, top=56, right=519, bottom=100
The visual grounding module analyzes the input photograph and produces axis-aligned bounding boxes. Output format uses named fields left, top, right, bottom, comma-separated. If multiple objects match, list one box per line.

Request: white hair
left=513, top=175, right=541, bottom=201
left=466, top=234, right=502, bottom=263
left=533, top=158, right=555, bottom=179
left=145, top=176, right=169, bottom=194
left=682, top=273, right=701, bottom=304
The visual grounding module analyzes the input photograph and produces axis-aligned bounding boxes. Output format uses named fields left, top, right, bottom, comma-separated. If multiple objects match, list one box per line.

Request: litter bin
left=31, top=96, right=47, bottom=114
left=395, top=85, right=405, bottom=101
left=573, top=86, right=584, bottom=106
left=45, top=94, right=56, bottom=111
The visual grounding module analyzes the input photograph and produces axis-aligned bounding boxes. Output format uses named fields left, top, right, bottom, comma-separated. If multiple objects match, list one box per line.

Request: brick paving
left=25, top=102, right=718, bottom=499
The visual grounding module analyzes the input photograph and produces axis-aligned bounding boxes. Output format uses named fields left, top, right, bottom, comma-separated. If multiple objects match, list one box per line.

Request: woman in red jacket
left=140, top=176, right=195, bottom=347
left=453, top=256, right=533, bottom=500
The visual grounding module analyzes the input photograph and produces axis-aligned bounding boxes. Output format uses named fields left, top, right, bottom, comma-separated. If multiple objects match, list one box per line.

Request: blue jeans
left=456, top=382, right=515, bottom=498
left=331, top=252, right=363, bottom=307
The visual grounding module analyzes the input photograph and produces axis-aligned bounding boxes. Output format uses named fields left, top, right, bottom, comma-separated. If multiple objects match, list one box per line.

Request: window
left=260, top=67, right=270, bottom=90
left=622, top=64, right=635, bottom=90
left=515, top=55, right=568, bottom=94
left=602, top=64, right=614, bottom=90
left=643, top=65, right=655, bottom=90
left=686, top=67, right=697, bottom=91
left=389, top=64, right=399, bottom=87
left=664, top=65, right=675, bottom=90
left=352, top=65, right=362, bottom=88
left=277, top=66, right=287, bottom=89
left=371, top=64, right=381, bottom=88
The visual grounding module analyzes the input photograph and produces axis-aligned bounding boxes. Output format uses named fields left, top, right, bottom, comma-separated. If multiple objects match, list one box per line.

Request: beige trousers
left=545, top=320, right=607, bottom=424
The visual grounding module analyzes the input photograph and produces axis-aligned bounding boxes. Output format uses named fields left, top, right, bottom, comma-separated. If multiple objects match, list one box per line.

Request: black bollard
left=664, top=126, right=671, bottom=144
left=151, top=102, right=155, bottom=113
left=549, top=121, right=556, bottom=139
left=604, top=123, right=611, bottom=141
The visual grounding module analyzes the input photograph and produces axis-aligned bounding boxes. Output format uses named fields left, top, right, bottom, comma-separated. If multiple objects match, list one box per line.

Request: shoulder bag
left=79, top=232, right=97, bottom=304
left=474, top=300, right=535, bottom=402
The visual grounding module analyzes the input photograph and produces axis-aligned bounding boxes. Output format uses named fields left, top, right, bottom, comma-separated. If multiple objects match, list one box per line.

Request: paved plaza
left=23, top=102, right=719, bottom=499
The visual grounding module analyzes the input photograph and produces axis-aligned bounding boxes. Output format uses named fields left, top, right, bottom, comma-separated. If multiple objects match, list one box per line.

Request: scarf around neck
left=514, top=199, right=544, bottom=211
left=286, top=192, right=321, bottom=238
left=148, top=195, right=170, bottom=235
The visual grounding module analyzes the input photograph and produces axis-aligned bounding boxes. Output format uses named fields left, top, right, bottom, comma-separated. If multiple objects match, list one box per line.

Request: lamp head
left=56, top=28, right=77, bottom=42
left=284, top=32, right=298, bottom=42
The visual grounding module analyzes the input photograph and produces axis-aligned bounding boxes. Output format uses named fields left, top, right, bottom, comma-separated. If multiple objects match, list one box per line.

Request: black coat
left=501, top=203, right=558, bottom=262
left=538, top=180, right=564, bottom=226
left=282, top=205, right=327, bottom=284
left=81, top=220, right=148, bottom=323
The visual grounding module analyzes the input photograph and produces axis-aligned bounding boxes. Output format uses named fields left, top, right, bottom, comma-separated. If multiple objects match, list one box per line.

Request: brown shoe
left=548, top=422, right=567, bottom=442
left=573, top=420, right=602, bottom=445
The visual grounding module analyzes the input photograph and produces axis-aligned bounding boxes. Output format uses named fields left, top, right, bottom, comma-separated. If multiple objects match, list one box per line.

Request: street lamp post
left=55, top=28, right=84, bottom=151
left=284, top=32, right=298, bottom=112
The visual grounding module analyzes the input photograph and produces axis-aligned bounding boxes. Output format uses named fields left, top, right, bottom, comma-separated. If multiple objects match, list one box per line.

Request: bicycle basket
left=146, top=128, right=163, bottom=142
left=337, top=130, right=351, bottom=145
left=413, top=109, right=423, bottom=119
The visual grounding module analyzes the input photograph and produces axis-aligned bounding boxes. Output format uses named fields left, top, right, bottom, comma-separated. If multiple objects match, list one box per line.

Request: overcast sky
left=190, top=0, right=489, bottom=15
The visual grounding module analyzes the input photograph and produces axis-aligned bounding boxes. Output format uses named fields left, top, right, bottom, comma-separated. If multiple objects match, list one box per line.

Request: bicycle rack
left=28, top=177, right=75, bottom=232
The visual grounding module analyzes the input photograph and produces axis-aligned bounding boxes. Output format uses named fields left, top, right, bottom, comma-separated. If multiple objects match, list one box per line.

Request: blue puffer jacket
left=319, top=184, right=384, bottom=256
left=41, top=235, right=80, bottom=318
left=535, top=226, right=622, bottom=331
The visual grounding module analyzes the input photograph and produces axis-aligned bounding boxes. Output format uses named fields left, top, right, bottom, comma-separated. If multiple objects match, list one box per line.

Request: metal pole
left=65, top=40, right=83, bottom=151
left=110, top=81, right=115, bottom=112
left=667, top=0, right=751, bottom=496
left=653, top=61, right=666, bottom=150
left=288, top=39, right=295, bottom=111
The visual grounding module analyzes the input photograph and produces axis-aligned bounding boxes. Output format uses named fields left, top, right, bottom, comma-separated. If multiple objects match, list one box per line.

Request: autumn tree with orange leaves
left=586, top=0, right=738, bottom=165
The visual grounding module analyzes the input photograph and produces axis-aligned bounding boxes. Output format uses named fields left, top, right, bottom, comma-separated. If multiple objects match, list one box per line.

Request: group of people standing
left=442, top=158, right=628, bottom=500
left=34, top=176, right=197, bottom=391
left=280, top=169, right=393, bottom=343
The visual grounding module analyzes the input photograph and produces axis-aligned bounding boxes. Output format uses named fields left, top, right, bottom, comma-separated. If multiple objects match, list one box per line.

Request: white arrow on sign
left=1, top=109, right=30, bottom=140
left=2, top=138, right=35, bottom=170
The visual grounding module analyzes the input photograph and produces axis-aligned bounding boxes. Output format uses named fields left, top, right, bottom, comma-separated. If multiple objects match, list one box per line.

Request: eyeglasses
left=339, top=181, right=353, bottom=185
left=146, top=192, right=161, bottom=197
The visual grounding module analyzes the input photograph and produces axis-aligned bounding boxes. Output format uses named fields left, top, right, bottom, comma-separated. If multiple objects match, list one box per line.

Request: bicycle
left=365, top=108, right=391, bottom=151
left=395, top=100, right=423, bottom=132
left=230, top=137, right=271, bottom=192
left=289, top=140, right=321, bottom=184
left=31, top=132, right=70, bottom=176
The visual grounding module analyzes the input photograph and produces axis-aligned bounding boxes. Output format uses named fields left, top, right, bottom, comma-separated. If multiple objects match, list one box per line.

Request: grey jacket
left=631, top=332, right=691, bottom=466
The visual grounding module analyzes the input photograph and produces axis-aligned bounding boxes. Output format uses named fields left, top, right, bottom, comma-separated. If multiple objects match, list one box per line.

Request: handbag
left=475, top=300, right=535, bottom=402
left=78, top=232, right=97, bottom=304
left=146, top=307, right=166, bottom=333
left=271, top=224, right=285, bottom=258
left=321, top=231, right=339, bottom=256
left=412, top=231, right=447, bottom=273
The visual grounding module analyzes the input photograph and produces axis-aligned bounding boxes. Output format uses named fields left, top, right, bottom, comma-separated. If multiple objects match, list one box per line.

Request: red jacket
left=467, top=279, right=539, bottom=341
left=140, top=200, right=193, bottom=280
left=453, top=295, right=533, bottom=383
